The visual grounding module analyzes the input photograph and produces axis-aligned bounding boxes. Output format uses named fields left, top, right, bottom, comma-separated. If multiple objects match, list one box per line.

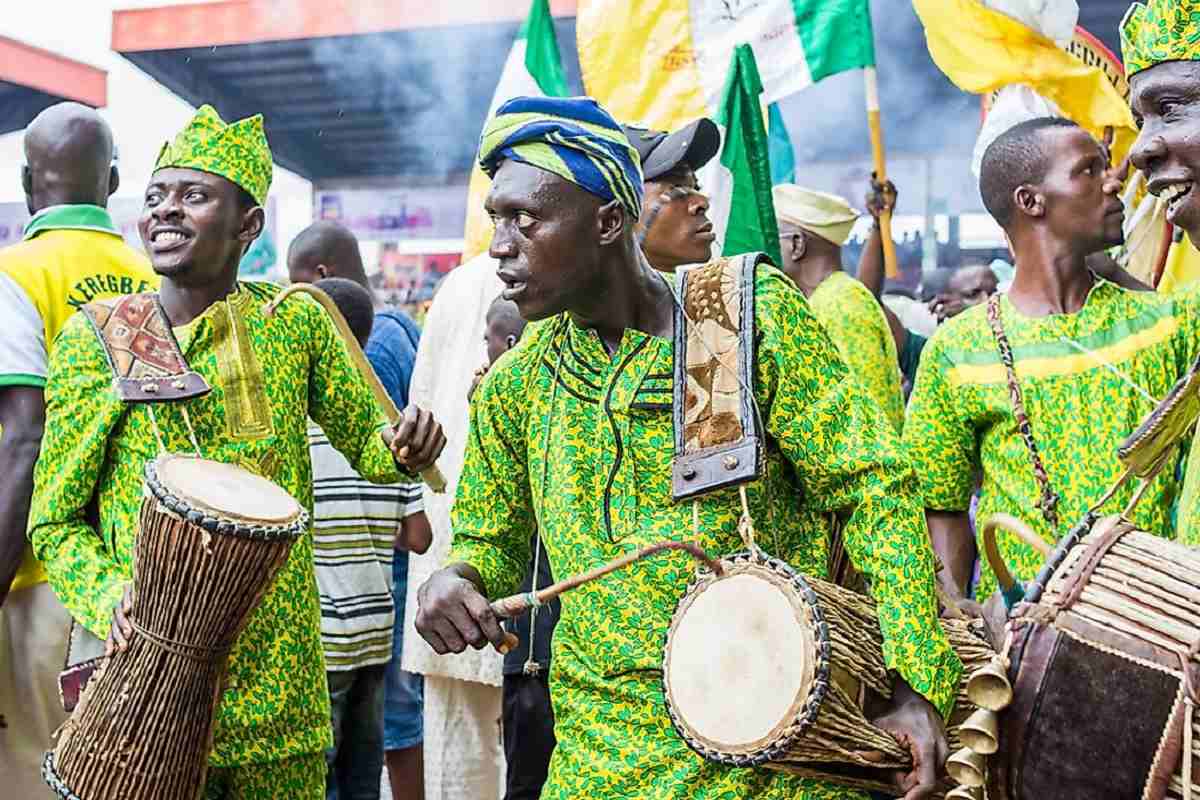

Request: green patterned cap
left=154, top=105, right=272, bottom=205
left=1121, top=0, right=1200, bottom=77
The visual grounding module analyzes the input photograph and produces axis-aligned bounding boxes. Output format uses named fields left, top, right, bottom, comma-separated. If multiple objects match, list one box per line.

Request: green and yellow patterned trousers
left=202, top=752, right=324, bottom=799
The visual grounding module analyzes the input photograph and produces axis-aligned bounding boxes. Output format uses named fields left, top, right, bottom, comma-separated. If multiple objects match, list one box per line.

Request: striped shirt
left=310, top=423, right=423, bottom=670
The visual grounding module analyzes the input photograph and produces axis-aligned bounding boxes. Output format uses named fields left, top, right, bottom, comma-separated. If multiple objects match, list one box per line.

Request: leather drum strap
left=671, top=253, right=767, bottom=501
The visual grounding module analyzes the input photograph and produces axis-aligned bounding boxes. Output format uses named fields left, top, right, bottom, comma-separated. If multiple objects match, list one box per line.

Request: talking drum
left=987, top=515, right=1200, bottom=800
left=44, top=455, right=307, bottom=800
left=662, top=551, right=997, bottom=795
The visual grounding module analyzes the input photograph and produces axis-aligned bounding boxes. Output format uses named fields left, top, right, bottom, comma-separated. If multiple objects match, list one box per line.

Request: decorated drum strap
left=671, top=253, right=768, bottom=501
left=80, top=292, right=211, bottom=404
left=986, top=294, right=1061, bottom=530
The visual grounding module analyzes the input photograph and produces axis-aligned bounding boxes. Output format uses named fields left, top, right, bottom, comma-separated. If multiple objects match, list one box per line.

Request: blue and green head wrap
left=478, top=96, right=644, bottom=221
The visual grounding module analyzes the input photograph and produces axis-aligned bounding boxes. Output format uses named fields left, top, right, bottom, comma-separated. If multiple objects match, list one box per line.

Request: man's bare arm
left=0, top=386, right=45, bottom=605
left=925, top=508, right=976, bottom=601
left=857, top=176, right=897, bottom=300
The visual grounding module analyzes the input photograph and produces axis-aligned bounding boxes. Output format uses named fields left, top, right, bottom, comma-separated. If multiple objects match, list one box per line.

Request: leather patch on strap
left=81, top=293, right=210, bottom=403
left=671, top=253, right=767, bottom=501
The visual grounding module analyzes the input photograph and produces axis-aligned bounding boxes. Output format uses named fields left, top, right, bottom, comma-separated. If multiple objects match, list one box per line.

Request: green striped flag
left=690, top=0, right=877, bottom=108
left=693, top=2, right=878, bottom=264
left=708, top=45, right=781, bottom=266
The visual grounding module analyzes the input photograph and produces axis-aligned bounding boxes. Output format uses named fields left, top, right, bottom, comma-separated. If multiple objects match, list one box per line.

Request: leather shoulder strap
left=671, top=253, right=766, bottom=501
left=80, top=293, right=210, bottom=403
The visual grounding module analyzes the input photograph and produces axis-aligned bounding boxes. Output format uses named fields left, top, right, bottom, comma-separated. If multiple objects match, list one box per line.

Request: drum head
left=664, top=556, right=822, bottom=759
left=153, top=455, right=301, bottom=526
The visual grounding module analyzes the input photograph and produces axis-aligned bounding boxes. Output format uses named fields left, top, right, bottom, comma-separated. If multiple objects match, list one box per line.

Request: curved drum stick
left=488, top=540, right=724, bottom=654
left=263, top=283, right=447, bottom=493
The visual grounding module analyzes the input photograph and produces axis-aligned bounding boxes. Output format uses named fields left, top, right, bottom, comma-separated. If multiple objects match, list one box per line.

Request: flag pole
left=864, top=66, right=899, bottom=278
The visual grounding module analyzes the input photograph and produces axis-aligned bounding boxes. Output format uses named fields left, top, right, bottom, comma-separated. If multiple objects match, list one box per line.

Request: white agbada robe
left=402, top=253, right=506, bottom=800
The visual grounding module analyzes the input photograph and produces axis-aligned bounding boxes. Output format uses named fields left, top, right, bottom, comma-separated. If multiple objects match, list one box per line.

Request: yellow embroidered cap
left=772, top=184, right=860, bottom=246
left=154, top=105, right=272, bottom=206
left=1121, top=0, right=1200, bottom=77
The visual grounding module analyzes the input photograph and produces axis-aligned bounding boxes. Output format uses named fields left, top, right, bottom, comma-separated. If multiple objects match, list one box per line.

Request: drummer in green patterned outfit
left=415, top=95, right=960, bottom=800
left=27, top=105, right=445, bottom=799
left=904, top=116, right=1200, bottom=609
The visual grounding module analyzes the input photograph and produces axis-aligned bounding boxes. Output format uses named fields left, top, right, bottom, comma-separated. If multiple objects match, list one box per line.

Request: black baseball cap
left=621, top=118, right=721, bottom=182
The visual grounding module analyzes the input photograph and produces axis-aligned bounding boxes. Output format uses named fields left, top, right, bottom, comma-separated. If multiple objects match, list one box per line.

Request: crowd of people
left=5, top=1, right=1200, bottom=798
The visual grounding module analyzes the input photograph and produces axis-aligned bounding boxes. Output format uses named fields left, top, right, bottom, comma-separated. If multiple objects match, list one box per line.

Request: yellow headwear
left=1121, top=0, right=1200, bottom=78
left=772, top=184, right=860, bottom=247
left=154, top=105, right=273, bottom=206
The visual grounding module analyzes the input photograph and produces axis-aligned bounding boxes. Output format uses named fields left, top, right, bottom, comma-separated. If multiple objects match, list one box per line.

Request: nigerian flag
left=462, top=0, right=568, bottom=260
left=578, top=0, right=877, bottom=130
left=705, top=45, right=781, bottom=266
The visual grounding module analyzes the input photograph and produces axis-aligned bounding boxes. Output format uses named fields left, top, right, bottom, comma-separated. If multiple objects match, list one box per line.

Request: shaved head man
left=22, top=102, right=118, bottom=216
left=287, top=219, right=369, bottom=288
left=905, top=118, right=1200, bottom=622
left=0, top=102, right=155, bottom=795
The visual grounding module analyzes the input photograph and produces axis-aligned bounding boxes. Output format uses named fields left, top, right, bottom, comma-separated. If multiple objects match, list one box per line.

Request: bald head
left=22, top=102, right=117, bottom=215
left=288, top=220, right=368, bottom=288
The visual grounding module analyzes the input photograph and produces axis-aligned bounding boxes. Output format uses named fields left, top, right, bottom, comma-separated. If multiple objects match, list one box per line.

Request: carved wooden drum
left=44, top=455, right=307, bottom=800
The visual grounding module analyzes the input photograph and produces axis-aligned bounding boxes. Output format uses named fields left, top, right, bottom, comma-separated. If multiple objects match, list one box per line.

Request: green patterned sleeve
left=446, top=350, right=534, bottom=599
left=303, top=298, right=404, bottom=485
left=755, top=267, right=962, bottom=717
left=28, top=314, right=130, bottom=638
left=902, top=332, right=977, bottom=511
left=811, top=280, right=903, bottom=432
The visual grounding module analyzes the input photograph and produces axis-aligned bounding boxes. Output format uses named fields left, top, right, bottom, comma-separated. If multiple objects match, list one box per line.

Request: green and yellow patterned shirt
left=904, top=279, right=1200, bottom=601
left=808, top=271, right=905, bottom=432
left=28, top=282, right=403, bottom=766
left=449, top=265, right=960, bottom=800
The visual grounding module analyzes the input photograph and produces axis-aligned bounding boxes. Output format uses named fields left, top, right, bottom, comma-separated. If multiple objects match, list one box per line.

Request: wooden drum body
left=992, top=515, right=1200, bottom=800
left=663, top=551, right=995, bottom=795
left=44, top=455, right=307, bottom=800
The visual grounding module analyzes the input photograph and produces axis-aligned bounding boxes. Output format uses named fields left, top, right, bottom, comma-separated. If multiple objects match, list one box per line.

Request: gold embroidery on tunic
left=211, top=293, right=274, bottom=440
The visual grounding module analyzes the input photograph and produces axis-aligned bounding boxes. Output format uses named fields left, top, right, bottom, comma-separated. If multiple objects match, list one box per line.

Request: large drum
left=988, top=514, right=1200, bottom=800
left=663, top=551, right=996, bottom=795
left=44, top=455, right=307, bottom=800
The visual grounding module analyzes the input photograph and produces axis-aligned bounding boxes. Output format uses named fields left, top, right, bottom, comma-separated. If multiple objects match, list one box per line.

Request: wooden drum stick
left=489, top=541, right=724, bottom=654
left=263, top=283, right=447, bottom=493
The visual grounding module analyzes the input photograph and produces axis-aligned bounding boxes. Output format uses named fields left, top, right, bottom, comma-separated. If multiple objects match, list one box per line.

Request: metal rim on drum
left=662, top=551, right=831, bottom=768
left=143, top=456, right=308, bottom=542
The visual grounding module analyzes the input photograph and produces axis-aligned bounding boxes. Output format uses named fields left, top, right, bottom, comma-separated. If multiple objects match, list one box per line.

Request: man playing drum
left=28, top=106, right=444, bottom=799
left=414, top=96, right=961, bottom=800
left=1123, top=0, right=1200, bottom=543
left=904, top=117, right=1200, bottom=607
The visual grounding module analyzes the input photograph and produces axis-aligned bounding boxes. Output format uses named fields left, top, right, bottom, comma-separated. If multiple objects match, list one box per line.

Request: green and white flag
left=689, top=0, right=876, bottom=109
left=463, top=0, right=568, bottom=259
left=705, top=45, right=781, bottom=265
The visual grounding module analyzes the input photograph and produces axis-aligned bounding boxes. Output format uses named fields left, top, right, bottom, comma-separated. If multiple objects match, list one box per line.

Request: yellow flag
left=575, top=0, right=708, bottom=131
left=913, top=0, right=1136, bottom=160
left=1160, top=235, right=1200, bottom=293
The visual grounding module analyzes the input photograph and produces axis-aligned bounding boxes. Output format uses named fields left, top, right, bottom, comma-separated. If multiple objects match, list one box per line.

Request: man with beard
left=1123, top=0, right=1200, bottom=542
left=415, top=95, right=959, bottom=800
left=904, top=117, right=1200, bottom=608
left=28, top=105, right=444, bottom=798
